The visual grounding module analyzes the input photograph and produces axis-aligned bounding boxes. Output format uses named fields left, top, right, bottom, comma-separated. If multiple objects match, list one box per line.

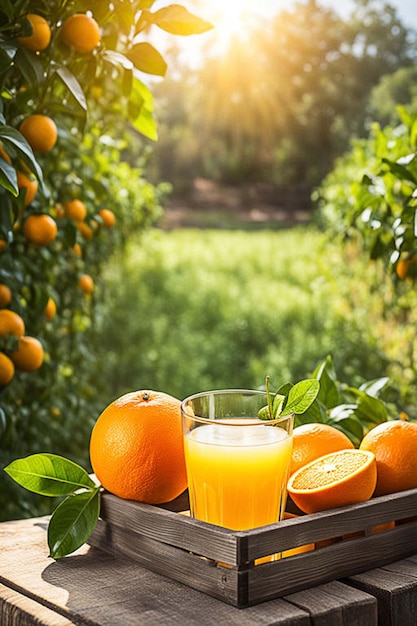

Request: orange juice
left=184, top=422, right=292, bottom=530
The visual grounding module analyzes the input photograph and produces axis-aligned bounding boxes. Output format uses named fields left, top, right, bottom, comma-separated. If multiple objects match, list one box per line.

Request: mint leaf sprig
left=4, top=453, right=101, bottom=559
left=258, top=376, right=320, bottom=421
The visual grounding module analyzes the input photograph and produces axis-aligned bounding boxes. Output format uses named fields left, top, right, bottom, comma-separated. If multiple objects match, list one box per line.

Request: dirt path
left=159, top=178, right=313, bottom=229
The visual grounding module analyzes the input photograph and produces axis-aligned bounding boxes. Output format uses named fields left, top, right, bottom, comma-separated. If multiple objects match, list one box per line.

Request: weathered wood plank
left=99, top=489, right=417, bottom=565
left=246, top=524, right=417, bottom=604
left=243, top=490, right=417, bottom=560
left=347, top=555, right=417, bottom=626
left=0, top=517, right=313, bottom=625
left=284, top=581, right=377, bottom=626
left=89, top=518, right=243, bottom=606
left=0, top=583, right=75, bottom=626
left=100, top=492, right=240, bottom=565
left=92, top=490, right=417, bottom=607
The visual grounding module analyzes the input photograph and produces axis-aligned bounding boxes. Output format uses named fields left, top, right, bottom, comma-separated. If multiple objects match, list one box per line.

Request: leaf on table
left=48, top=490, right=101, bottom=559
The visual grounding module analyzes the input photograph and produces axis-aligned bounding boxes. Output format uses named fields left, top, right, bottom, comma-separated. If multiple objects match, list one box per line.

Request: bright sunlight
left=165, top=0, right=286, bottom=67
left=195, top=0, right=284, bottom=51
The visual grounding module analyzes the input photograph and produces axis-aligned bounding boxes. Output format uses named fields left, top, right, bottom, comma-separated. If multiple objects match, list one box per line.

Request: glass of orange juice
left=181, top=389, right=294, bottom=531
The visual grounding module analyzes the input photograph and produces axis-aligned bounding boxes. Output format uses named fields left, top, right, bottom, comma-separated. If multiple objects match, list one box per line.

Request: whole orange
left=23, top=214, right=58, bottom=245
left=0, top=284, right=12, bottom=308
left=60, top=14, right=101, bottom=53
left=18, top=14, right=51, bottom=52
left=19, top=115, right=57, bottom=153
left=64, top=199, right=87, bottom=221
left=290, top=422, right=354, bottom=475
left=360, top=420, right=417, bottom=496
left=79, top=273, right=94, bottom=294
left=288, top=449, right=376, bottom=514
left=90, top=390, right=188, bottom=504
left=0, top=352, right=15, bottom=387
left=44, top=297, right=57, bottom=320
left=72, top=243, right=82, bottom=258
left=17, top=171, right=38, bottom=207
left=0, top=309, right=25, bottom=338
left=77, top=221, right=93, bottom=240
left=10, top=336, right=44, bottom=371
left=99, top=208, right=116, bottom=228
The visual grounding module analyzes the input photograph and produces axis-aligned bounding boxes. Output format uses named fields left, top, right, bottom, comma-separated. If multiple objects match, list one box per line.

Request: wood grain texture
left=0, top=517, right=313, bottom=625
left=100, top=488, right=417, bottom=562
left=0, top=514, right=416, bottom=625
left=347, top=555, right=417, bottom=626
left=100, top=492, right=240, bottom=565
left=0, top=583, right=75, bottom=626
left=285, top=581, right=377, bottom=626
left=93, top=490, right=417, bottom=606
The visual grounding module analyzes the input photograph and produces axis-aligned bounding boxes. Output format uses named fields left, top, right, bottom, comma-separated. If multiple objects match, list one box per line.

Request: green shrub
left=315, top=106, right=417, bottom=411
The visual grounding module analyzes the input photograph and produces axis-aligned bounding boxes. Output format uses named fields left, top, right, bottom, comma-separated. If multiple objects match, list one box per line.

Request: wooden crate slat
left=91, top=489, right=417, bottom=607
left=100, top=492, right=240, bottom=565
left=243, top=489, right=417, bottom=560
left=247, top=523, right=417, bottom=604
left=89, top=519, right=247, bottom=606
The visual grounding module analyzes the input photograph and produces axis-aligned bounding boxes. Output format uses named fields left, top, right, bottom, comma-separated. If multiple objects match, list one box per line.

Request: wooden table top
left=1, top=516, right=417, bottom=625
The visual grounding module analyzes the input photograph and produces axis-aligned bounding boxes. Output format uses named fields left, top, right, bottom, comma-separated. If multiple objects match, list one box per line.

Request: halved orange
left=290, top=422, right=354, bottom=475
left=287, top=449, right=376, bottom=514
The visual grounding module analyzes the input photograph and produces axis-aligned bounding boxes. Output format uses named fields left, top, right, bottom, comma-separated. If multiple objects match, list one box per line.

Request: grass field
left=97, top=225, right=413, bottom=413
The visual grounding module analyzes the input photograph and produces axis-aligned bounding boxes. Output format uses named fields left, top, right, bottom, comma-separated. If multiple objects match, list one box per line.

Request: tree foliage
left=0, top=0, right=212, bottom=521
left=316, top=107, right=417, bottom=398
left=152, top=0, right=417, bottom=187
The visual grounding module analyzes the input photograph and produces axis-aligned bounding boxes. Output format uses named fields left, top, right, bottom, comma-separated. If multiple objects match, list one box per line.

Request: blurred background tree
left=150, top=0, right=417, bottom=190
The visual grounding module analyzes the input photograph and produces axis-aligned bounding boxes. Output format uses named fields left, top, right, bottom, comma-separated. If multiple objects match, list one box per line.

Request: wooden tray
left=88, top=489, right=417, bottom=608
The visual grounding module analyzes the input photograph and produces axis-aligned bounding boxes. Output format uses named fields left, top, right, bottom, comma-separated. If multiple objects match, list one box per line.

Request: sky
left=160, top=0, right=417, bottom=68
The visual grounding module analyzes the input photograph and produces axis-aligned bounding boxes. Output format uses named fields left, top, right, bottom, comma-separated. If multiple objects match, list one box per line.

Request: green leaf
left=381, top=157, right=417, bottom=185
left=359, top=376, right=389, bottom=398
left=276, top=382, right=293, bottom=397
left=258, top=405, right=270, bottom=421
left=55, top=66, right=87, bottom=112
left=151, top=4, right=214, bottom=36
left=0, top=126, right=43, bottom=186
left=272, top=393, right=286, bottom=416
left=332, top=417, right=363, bottom=447
left=133, top=104, right=158, bottom=141
left=48, top=490, right=100, bottom=559
left=329, top=403, right=357, bottom=421
left=296, top=398, right=327, bottom=424
left=353, top=391, right=389, bottom=426
left=103, top=50, right=134, bottom=71
left=283, top=379, right=320, bottom=415
left=0, top=407, right=7, bottom=437
left=312, top=356, right=340, bottom=409
left=0, top=158, right=17, bottom=195
left=14, top=47, right=45, bottom=87
left=128, top=78, right=158, bottom=141
left=127, top=42, right=167, bottom=77
left=328, top=408, right=364, bottom=447
left=0, top=47, right=16, bottom=75
left=4, top=453, right=97, bottom=496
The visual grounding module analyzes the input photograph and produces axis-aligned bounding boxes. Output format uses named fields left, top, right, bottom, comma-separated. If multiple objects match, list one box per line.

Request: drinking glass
left=181, top=389, right=294, bottom=530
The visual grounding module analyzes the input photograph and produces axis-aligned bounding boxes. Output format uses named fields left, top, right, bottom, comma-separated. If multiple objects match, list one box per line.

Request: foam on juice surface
left=188, top=422, right=290, bottom=447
